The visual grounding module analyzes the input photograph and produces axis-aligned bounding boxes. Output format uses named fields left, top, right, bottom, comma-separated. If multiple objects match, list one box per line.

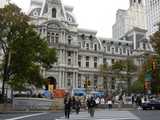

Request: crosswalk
left=56, top=110, right=140, bottom=120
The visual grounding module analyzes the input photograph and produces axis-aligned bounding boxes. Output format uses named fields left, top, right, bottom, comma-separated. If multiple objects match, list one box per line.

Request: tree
left=150, top=28, right=160, bottom=93
left=111, top=59, right=137, bottom=93
left=130, top=79, right=144, bottom=93
left=111, top=60, right=125, bottom=93
left=130, top=65, right=145, bottom=93
left=99, top=63, right=108, bottom=91
left=150, top=30, right=160, bottom=55
left=111, top=60, right=124, bottom=80
left=124, top=58, right=137, bottom=92
left=0, top=4, right=57, bottom=101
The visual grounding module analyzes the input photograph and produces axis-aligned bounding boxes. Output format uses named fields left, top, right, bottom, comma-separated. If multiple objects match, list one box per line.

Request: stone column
left=72, top=72, right=75, bottom=88
left=82, top=56, right=85, bottom=68
left=75, top=72, right=78, bottom=88
left=133, top=31, right=137, bottom=50
left=75, top=52, right=77, bottom=67
left=73, top=51, right=75, bottom=66
left=62, top=71, right=65, bottom=88
left=58, top=71, right=62, bottom=88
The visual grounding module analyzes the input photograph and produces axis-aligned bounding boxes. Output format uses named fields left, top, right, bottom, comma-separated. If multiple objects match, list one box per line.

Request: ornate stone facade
left=28, top=0, right=152, bottom=91
left=0, top=0, right=9, bottom=8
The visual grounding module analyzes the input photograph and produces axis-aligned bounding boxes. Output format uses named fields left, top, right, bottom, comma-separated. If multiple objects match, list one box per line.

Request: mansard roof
left=78, top=28, right=97, bottom=35
left=41, top=19, right=67, bottom=28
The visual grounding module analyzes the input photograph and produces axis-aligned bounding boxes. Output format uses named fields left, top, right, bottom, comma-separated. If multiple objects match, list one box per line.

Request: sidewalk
left=0, top=102, right=136, bottom=114
left=0, top=103, right=13, bottom=112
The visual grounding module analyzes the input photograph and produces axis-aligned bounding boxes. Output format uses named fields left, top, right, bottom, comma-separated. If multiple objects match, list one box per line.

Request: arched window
left=120, top=48, right=122, bottom=55
left=55, top=33, right=59, bottom=43
left=68, top=36, right=72, bottom=45
left=52, top=8, right=56, bottom=18
left=107, top=45, right=110, bottom=52
left=138, top=0, right=141, bottom=4
left=86, top=43, right=89, bottom=50
left=94, top=44, right=97, bottom=51
left=112, top=48, right=115, bottom=54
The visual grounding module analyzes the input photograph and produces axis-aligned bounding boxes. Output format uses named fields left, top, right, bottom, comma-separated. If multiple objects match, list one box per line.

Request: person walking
left=118, top=94, right=123, bottom=110
left=107, top=98, right=112, bottom=110
left=87, top=97, right=96, bottom=118
left=64, top=95, right=72, bottom=119
left=75, top=98, right=81, bottom=114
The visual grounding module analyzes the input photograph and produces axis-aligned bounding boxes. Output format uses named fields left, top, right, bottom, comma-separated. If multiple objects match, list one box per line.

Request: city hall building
left=27, top=0, right=152, bottom=91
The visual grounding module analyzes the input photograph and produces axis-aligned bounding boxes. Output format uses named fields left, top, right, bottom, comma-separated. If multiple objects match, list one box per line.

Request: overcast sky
left=11, top=0, right=129, bottom=38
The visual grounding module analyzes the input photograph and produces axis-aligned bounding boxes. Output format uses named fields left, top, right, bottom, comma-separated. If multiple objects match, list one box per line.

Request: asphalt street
left=0, top=110, right=160, bottom=120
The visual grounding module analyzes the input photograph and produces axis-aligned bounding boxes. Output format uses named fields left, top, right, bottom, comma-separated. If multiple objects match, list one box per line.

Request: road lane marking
left=55, top=110, right=140, bottom=120
left=56, top=118, right=139, bottom=120
left=5, top=112, right=47, bottom=120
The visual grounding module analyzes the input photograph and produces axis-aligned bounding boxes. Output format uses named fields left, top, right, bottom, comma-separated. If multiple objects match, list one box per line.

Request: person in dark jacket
left=64, top=95, right=72, bottom=119
left=71, top=96, right=76, bottom=111
left=75, top=98, right=81, bottom=114
left=87, top=97, right=96, bottom=117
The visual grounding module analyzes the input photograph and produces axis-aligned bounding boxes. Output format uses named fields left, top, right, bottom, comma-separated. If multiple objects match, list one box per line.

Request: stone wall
left=13, top=97, right=54, bottom=111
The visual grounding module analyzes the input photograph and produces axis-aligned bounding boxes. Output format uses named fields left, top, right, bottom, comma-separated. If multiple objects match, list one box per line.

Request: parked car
left=142, top=100, right=160, bottom=110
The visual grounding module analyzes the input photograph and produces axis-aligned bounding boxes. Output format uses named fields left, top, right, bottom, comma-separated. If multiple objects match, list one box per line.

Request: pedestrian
left=87, top=96, right=96, bottom=117
left=107, top=98, right=112, bottom=110
left=75, top=98, right=81, bottom=114
left=64, top=95, right=72, bottom=119
left=136, top=95, right=142, bottom=110
left=71, top=96, right=76, bottom=112
left=100, top=97, right=105, bottom=105
left=132, top=95, right=135, bottom=105
left=118, top=94, right=123, bottom=110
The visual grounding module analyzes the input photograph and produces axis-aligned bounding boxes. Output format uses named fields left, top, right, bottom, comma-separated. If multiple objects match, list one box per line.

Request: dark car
left=142, top=100, right=160, bottom=110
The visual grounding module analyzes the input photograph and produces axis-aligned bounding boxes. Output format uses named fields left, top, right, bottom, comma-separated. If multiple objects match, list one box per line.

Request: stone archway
left=45, top=76, right=57, bottom=90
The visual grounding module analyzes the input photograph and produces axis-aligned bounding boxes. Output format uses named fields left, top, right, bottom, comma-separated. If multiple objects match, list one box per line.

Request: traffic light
left=152, top=61, right=156, bottom=70
left=88, top=80, right=91, bottom=86
left=84, top=80, right=91, bottom=88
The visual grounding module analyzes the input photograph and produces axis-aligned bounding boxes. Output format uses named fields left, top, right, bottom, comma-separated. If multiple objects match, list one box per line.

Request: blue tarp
left=90, top=91, right=104, bottom=97
left=73, top=88, right=86, bottom=96
left=42, top=90, right=51, bottom=97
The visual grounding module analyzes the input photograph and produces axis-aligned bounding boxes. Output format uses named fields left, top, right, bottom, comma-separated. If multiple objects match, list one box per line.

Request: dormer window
left=33, top=11, right=38, bottom=16
left=52, top=8, right=56, bottom=18
left=89, top=35, right=93, bottom=40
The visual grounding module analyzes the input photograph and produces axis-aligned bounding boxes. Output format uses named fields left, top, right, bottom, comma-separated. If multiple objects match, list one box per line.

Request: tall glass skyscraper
left=145, top=0, right=160, bottom=36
